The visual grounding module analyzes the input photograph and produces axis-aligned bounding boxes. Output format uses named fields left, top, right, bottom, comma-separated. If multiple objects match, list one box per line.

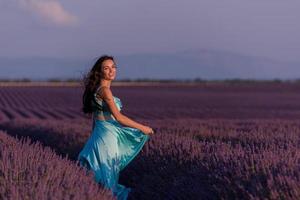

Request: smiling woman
left=78, top=55, right=155, bottom=200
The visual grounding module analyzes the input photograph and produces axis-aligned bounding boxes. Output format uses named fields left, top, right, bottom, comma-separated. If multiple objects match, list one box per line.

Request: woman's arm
left=99, top=86, right=145, bottom=130
left=116, top=113, right=145, bottom=130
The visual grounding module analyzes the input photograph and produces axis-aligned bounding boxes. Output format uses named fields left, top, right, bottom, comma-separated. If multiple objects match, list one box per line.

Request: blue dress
left=77, top=87, right=150, bottom=200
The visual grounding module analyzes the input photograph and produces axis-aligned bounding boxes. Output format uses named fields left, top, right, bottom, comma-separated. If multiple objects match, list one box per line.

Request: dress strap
left=95, top=85, right=103, bottom=93
left=95, top=86, right=106, bottom=102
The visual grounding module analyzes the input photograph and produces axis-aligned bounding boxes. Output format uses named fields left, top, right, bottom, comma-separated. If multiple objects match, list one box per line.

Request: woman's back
left=92, top=86, right=122, bottom=121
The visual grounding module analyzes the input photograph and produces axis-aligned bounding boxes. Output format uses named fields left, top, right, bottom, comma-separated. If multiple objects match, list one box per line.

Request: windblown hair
left=82, top=55, right=115, bottom=115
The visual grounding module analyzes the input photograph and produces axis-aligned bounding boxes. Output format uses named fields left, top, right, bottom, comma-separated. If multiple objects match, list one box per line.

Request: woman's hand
left=140, top=125, right=155, bottom=135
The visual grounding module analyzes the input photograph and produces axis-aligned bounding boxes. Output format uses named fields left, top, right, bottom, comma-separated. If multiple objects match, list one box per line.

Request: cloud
left=18, top=0, right=78, bottom=26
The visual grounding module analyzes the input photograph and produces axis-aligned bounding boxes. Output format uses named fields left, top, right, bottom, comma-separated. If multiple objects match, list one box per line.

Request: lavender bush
left=0, top=130, right=115, bottom=200
left=0, top=118, right=92, bottom=160
left=1, top=118, right=300, bottom=199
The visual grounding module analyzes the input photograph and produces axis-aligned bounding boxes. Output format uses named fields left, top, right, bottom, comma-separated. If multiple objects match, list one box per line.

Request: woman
left=77, top=55, right=154, bottom=200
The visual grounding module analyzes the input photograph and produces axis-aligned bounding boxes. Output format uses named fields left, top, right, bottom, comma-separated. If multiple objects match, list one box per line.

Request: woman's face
left=101, top=59, right=117, bottom=80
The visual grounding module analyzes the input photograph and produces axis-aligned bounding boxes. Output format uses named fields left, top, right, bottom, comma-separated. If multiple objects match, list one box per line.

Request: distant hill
left=0, top=48, right=299, bottom=80
left=116, top=48, right=300, bottom=80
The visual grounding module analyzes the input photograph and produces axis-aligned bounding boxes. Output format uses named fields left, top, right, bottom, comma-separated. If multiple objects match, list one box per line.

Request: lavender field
left=1, top=82, right=300, bottom=200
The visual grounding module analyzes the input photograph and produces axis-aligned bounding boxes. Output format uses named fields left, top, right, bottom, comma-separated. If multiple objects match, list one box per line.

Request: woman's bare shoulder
left=97, top=86, right=113, bottom=100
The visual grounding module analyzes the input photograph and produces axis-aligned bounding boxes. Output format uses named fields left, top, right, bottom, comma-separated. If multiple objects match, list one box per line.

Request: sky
left=0, top=0, right=300, bottom=79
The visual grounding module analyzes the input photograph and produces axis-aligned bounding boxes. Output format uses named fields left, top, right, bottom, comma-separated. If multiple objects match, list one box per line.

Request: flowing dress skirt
left=78, top=119, right=150, bottom=200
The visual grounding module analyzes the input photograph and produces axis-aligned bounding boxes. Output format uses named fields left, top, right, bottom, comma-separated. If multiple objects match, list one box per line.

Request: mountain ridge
left=0, top=48, right=299, bottom=80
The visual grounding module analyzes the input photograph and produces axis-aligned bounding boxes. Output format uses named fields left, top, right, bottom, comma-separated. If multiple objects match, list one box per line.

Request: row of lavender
left=2, top=83, right=300, bottom=121
left=1, top=117, right=299, bottom=199
left=0, top=129, right=115, bottom=200
left=0, top=87, right=83, bottom=121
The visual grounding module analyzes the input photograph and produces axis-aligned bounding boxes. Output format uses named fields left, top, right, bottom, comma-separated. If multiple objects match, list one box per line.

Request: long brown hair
left=82, top=55, right=115, bottom=115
